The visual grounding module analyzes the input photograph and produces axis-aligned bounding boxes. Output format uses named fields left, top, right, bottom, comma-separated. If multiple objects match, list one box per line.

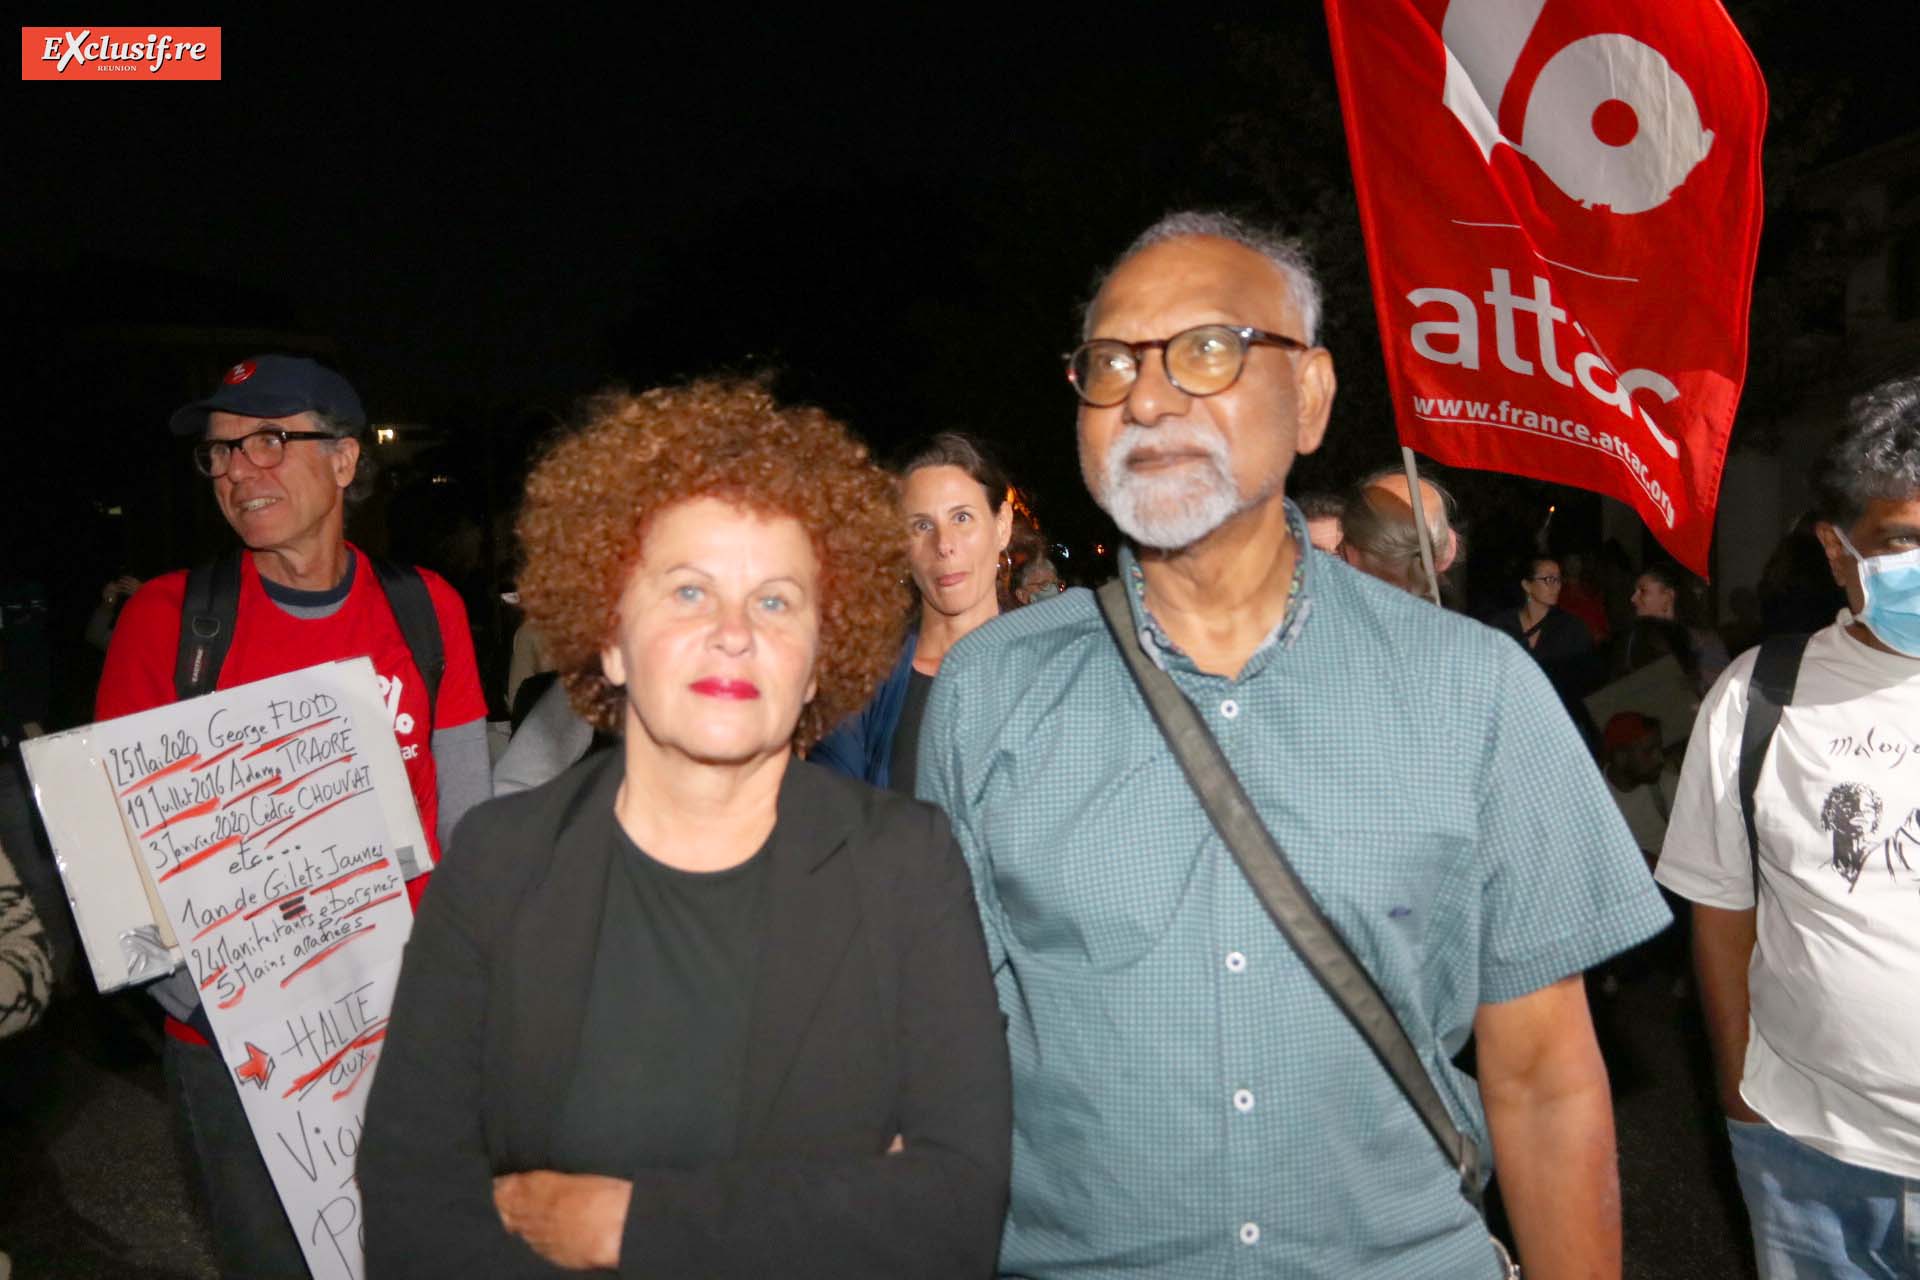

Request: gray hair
left=1340, top=469, right=1459, bottom=598
left=1816, top=373, right=1920, bottom=527
left=1013, top=555, right=1057, bottom=591
left=310, top=408, right=378, bottom=506
left=1089, top=210, right=1324, bottom=346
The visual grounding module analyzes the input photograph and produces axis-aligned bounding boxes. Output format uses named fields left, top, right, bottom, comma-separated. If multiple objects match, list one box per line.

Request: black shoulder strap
left=165, top=550, right=241, bottom=1042
left=173, top=550, right=243, bottom=700
left=173, top=552, right=447, bottom=722
left=1739, top=631, right=1812, bottom=881
left=369, top=558, right=444, bottom=724
left=1093, top=579, right=1485, bottom=1209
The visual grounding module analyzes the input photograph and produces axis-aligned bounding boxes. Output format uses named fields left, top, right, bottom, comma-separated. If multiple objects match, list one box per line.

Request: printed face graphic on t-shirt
left=1817, top=781, right=1917, bottom=890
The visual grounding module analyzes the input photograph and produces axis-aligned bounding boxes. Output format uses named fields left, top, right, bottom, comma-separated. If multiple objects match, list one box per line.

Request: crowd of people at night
left=2, top=208, right=1918, bottom=1279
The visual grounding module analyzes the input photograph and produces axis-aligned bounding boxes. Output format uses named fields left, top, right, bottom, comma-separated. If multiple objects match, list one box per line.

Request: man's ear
left=331, top=437, right=361, bottom=491
left=1436, top=529, right=1459, bottom=573
left=1813, top=520, right=1860, bottom=596
left=1292, top=348, right=1338, bottom=457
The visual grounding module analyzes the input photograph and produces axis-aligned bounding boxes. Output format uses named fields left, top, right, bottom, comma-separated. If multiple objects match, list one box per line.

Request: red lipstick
left=691, top=678, right=760, bottom=700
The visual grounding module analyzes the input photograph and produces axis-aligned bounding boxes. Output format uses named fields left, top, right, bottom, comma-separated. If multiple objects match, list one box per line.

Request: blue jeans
left=1728, top=1118, right=1920, bottom=1279
left=165, top=1035, right=310, bottom=1278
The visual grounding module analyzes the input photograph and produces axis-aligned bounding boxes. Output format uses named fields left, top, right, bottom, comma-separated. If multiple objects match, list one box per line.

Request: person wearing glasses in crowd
left=917, top=211, right=1667, bottom=1277
left=1489, top=556, right=1582, bottom=657
left=811, top=432, right=1014, bottom=794
left=360, top=382, right=1010, bottom=1278
left=1012, top=555, right=1064, bottom=606
left=1488, top=554, right=1597, bottom=717
left=95, top=355, right=489, bottom=1277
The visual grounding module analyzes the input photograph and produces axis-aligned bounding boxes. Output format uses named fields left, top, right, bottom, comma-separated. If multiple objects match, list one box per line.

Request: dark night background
left=4, top=4, right=1916, bottom=725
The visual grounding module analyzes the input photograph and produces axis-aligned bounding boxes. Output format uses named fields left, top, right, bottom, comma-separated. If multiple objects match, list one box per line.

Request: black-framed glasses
left=1066, top=324, right=1307, bottom=407
left=1527, top=574, right=1563, bottom=586
left=192, top=427, right=337, bottom=478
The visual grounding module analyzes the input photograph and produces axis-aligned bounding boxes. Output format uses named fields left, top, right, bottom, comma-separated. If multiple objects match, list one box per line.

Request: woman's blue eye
left=759, top=595, right=788, bottom=612
left=675, top=584, right=703, bottom=602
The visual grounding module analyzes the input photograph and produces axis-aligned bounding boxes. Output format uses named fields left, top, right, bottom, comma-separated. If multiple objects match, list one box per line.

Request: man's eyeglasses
left=192, top=427, right=338, bottom=478
left=1065, top=324, right=1307, bottom=408
left=1527, top=575, right=1563, bottom=586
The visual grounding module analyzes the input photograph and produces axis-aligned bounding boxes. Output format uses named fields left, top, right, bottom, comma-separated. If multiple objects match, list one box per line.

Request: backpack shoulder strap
left=369, top=558, right=445, bottom=725
left=173, top=550, right=243, bottom=700
left=1739, top=631, right=1812, bottom=880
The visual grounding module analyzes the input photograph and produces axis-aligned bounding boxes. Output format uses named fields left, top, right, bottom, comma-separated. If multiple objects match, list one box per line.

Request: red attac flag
left=1325, top=0, right=1766, bottom=575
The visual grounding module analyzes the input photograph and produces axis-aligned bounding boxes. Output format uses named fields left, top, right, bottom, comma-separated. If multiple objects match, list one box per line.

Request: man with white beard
left=917, top=211, right=1667, bottom=1279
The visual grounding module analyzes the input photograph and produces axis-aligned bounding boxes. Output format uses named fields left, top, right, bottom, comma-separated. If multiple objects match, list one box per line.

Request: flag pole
left=1401, top=446, right=1443, bottom=608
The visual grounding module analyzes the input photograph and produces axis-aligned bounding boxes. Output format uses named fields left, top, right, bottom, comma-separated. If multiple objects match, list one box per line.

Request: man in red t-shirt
left=97, top=354, right=488, bottom=1277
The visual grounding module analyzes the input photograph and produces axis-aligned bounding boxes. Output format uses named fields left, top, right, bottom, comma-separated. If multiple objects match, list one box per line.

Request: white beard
left=1091, top=422, right=1251, bottom=550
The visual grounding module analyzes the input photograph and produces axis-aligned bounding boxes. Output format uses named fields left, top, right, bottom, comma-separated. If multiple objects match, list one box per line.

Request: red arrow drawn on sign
left=233, top=1042, right=274, bottom=1090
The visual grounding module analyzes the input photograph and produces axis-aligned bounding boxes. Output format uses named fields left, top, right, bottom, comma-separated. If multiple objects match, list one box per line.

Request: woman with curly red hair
left=361, top=381, right=1011, bottom=1278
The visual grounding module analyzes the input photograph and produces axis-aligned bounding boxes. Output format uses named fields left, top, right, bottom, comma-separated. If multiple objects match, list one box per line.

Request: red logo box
left=22, top=26, right=221, bottom=80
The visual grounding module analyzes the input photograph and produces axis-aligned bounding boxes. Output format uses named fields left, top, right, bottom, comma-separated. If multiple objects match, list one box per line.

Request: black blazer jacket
left=360, top=752, right=1011, bottom=1278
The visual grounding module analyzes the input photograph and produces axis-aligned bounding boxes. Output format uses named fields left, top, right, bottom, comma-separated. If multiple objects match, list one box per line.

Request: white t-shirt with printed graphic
left=1657, top=613, right=1920, bottom=1178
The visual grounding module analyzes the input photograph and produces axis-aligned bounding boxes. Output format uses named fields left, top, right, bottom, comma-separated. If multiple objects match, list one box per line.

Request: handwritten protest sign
left=24, top=658, right=423, bottom=1279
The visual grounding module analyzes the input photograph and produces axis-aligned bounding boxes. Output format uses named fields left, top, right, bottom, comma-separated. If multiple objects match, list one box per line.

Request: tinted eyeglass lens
left=1070, top=341, right=1138, bottom=407
left=1166, top=326, right=1247, bottom=395
left=242, top=432, right=286, bottom=468
left=194, top=430, right=286, bottom=477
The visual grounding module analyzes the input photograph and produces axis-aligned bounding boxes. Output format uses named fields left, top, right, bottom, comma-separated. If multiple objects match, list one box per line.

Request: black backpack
left=173, top=548, right=445, bottom=715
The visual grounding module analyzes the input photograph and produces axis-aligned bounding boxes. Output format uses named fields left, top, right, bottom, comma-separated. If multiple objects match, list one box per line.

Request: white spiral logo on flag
left=1441, top=0, right=1714, bottom=214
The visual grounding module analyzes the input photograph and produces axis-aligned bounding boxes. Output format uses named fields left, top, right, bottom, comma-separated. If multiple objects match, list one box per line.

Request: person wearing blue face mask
left=1829, top=522, right=1920, bottom=657
left=1656, top=371, right=1920, bottom=1280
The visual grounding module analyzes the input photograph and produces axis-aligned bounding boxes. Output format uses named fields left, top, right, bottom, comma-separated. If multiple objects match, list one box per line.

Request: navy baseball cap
left=169, top=355, right=367, bottom=436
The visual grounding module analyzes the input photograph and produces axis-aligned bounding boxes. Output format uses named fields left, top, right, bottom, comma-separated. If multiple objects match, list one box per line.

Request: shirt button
left=1233, top=1088, right=1255, bottom=1113
left=1220, top=698, right=1240, bottom=719
left=1239, top=1222, right=1261, bottom=1246
left=1225, top=950, right=1247, bottom=974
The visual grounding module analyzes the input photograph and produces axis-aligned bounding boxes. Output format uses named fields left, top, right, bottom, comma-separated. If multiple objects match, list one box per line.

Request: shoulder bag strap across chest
left=1093, top=577, right=1485, bottom=1210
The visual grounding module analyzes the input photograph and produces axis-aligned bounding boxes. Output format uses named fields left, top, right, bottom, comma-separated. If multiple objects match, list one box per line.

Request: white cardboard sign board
left=22, top=657, right=427, bottom=1279
left=22, top=659, right=426, bottom=993
left=1582, top=654, right=1699, bottom=749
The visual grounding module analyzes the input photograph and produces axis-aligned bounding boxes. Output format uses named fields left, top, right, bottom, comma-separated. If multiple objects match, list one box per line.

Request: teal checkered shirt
left=918, top=510, right=1670, bottom=1278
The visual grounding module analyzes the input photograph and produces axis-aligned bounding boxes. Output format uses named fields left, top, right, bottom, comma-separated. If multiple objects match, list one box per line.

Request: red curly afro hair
left=515, top=380, right=909, bottom=751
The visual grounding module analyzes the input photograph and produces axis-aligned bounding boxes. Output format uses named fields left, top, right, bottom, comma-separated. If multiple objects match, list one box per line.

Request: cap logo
left=224, top=360, right=257, bottom=385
